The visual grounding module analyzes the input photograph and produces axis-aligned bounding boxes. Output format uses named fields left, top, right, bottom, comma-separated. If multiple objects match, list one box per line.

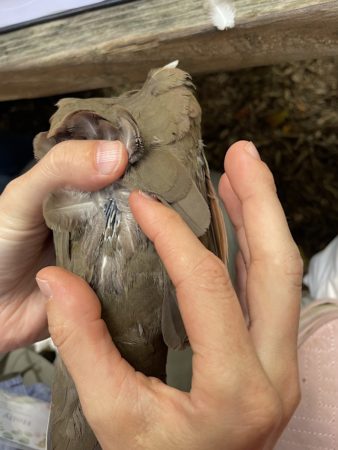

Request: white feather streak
left=163, top=60, right=179, bottom=69
left=152, top=60, right=179, bottom=77
left=47, top=201, right=95, bottom=215
left=100, top=255, right=108, bottom=284
left=209, top=0, right=235, bottom=30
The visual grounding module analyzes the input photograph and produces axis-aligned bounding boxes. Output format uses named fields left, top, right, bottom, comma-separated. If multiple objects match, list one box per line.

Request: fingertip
left=36, top=265, right=85, bottom=290
left=129, top=189, right=146, bottom=204
left=129, top=189, right=159, bottom=209
left=129, top=190, right=165, bottom=236
left=36, top=266, right=101, bottom=321
left=129, top=190, right=148, bottom=225
left=223, top=141, right=277, bottom=202
left=227, top=140, right=251, bottom=153
left=218, top=173, right=230, bottom=202
left=95, top=140, right=129, bottom=178
left=36, top=265, right=65, bottom=280
left=224, top=140, right=250, bottom=167
left=226, top=140, right=260, bottom=157
left=36, top=267, right=127, bottom=403
left=224, top=140, right=261, bottom=173
left=128, top=189, right=138, bottom=204
left=243, top=141, right=261, bottom=160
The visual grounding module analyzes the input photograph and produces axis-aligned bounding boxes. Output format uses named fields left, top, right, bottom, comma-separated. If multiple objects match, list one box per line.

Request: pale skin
left=0, top=139, right=302, bottom=449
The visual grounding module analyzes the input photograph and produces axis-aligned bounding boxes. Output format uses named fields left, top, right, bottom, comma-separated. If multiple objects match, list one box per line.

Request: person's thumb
left=2, top=140, right=128, bottom=223
left=35, top=266, right=133, bottom=415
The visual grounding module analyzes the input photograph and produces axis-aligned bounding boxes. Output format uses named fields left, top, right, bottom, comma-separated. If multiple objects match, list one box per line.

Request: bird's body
left=34, top=64, right=227, bottom=450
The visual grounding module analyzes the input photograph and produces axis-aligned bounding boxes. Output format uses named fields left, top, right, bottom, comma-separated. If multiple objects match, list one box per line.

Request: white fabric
left=303, top=236, right=338, bottom=300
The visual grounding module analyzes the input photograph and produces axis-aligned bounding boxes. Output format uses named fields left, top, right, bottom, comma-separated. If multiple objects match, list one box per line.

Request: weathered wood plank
left=0, top=0, right=337, bottom=100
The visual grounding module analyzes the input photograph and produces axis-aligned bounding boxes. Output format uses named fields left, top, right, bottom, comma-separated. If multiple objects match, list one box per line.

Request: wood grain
left=0, top=0, right=337, bottom=100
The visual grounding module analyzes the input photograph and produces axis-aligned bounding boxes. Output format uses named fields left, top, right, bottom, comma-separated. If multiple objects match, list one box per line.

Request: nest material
left=196, top=58, right=338, bottom=264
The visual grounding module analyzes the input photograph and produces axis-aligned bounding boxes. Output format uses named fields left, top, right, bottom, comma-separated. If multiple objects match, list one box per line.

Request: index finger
left=129, top=191, right=260, bottom=389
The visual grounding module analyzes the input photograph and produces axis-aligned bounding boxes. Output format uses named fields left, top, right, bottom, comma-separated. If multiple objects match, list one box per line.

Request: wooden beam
left=0, top=0, right=337, bottom=100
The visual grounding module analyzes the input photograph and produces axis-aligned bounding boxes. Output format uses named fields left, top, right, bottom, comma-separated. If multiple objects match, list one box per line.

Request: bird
left=34, top=61, right=227, bottom=450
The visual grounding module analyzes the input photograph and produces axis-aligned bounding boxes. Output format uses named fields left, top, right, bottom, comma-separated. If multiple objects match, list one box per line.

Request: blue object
left=0, top=0, right=140, bottom=34
left=0, top=376, right=51, bottom=449
left=0, top=375, right=51, bottom=402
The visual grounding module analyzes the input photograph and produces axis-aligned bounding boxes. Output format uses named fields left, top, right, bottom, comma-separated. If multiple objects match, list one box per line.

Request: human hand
left=0, top=140, right=128, bottom=352
left=37, top=140, right=302, bottom=450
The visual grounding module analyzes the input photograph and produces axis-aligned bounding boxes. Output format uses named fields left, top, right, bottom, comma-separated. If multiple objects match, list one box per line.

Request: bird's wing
left=43, top=190, right=105, bottom=284
left=135, top=150, right=211, bottom=237
left=125, top=67, right=198, bottom=147
left=161, top=278, right=188, bottom=350
left=134, top=150, right=213, bottom=349
left=199, top=151, right=228, bottom=264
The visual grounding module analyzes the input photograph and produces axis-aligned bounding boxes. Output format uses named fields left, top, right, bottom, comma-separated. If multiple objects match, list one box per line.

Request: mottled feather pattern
left=95, top=185, right=147, bottom=295
left=147, top=69, right=194, bottom=96
left=43, top=190, right=101, bottom=231
left=44, top=184, right=147, bottom=296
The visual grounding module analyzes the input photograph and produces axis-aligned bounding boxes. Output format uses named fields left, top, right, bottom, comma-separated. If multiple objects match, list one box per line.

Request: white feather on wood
left=163, top=60, right=179, bottom=69
left=208, top=0, right=235, bottom=30
left=152, top=60, right=179, bottom=77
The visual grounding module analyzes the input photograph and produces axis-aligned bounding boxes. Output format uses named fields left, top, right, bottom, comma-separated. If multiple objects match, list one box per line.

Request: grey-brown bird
left=34, top=62, right=227, bottom=450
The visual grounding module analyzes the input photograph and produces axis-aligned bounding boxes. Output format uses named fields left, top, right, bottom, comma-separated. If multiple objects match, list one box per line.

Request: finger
left=224, top=141, right=298, bottom=266
left=218, top=172, right=250, bottom=265
left=129, top=192, right=260, bottom=389
left=224, top=142, right=302, bottom=385
left=36, top=267, right=134, bottom=414
left=0, top=290, right=49, bottom=352
left=1, top=140, right=128, bottom=224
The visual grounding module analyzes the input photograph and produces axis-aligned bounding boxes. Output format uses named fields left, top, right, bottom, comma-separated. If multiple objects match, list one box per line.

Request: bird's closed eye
left=54, top=110, right=144, bottom=164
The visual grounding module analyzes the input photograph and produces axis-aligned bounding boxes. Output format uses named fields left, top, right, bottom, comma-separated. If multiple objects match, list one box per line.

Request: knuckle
left=183, top=252, right=231, bottom=294
left=260, top=244, right=304, bottom=287
left=41, top=141, right=82, bottom=180
left=259, top=394, right=283, bottom=431
left=243, top=389, right=283, bottom=437
left=192, top=384, right=283, bottom=443
left=282, top=375, right=301, bottom=420
left=48, top=320, right=73, bottom=351
left=195, top=252, right=228, bottom=283
left=40, top=145, right=65, bottom=179
left=289, top=385, right=301, bottom=416
left=284, top=245, right=304, bottom=280
left=1, top=176, right=22, bottom=197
